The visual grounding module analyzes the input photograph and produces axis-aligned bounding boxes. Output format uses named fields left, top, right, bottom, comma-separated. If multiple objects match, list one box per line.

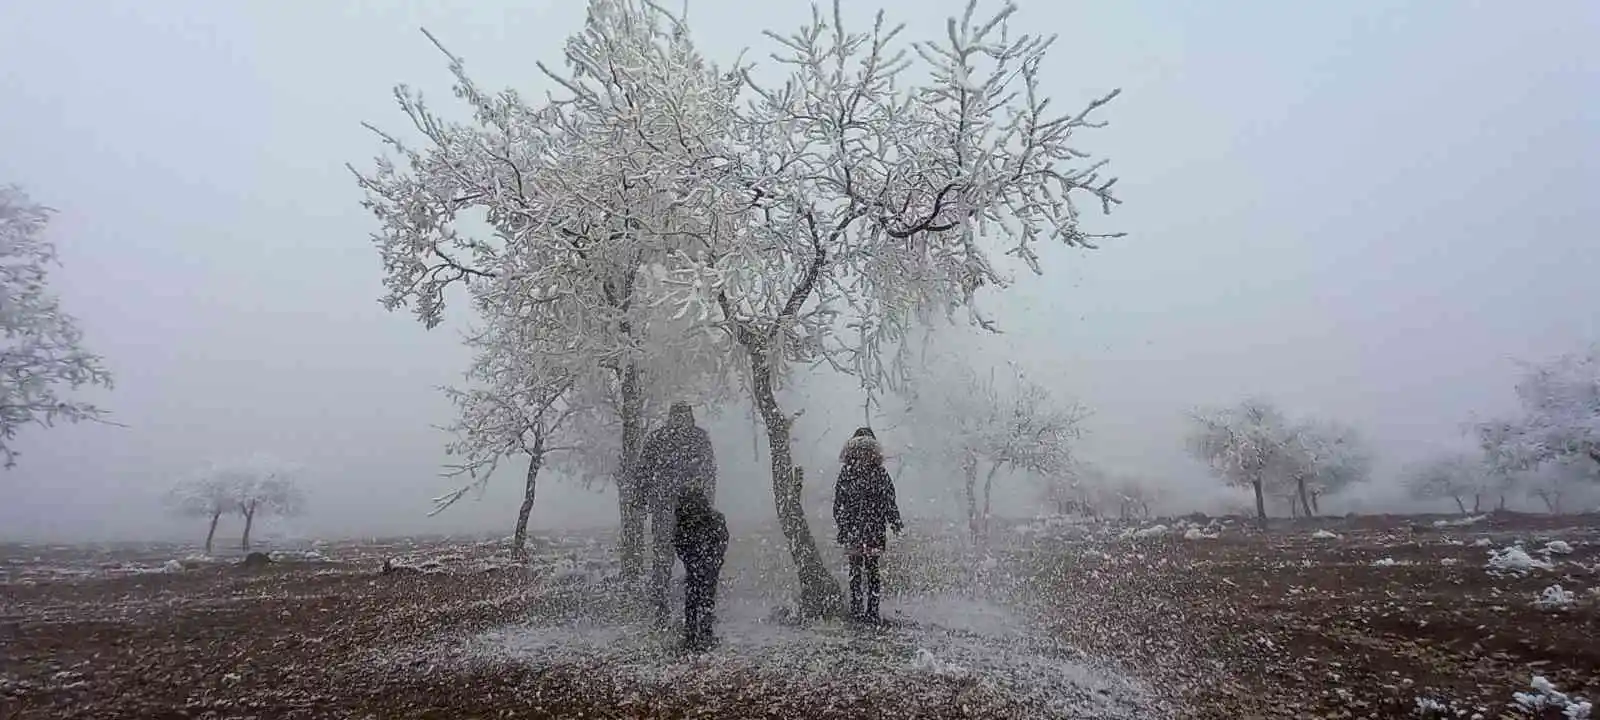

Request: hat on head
left=669, top=401, right=695, bottom=425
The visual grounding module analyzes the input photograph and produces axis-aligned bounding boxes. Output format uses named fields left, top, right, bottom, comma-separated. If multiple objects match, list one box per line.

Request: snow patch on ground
left=466, top=594, right=1156, bottom=718
left=1534, top=585, right=1577, bottom=611
left=1432, top=515, right=1486, bottom=528
left=1542, top=540, right=1575, bottom=556
left=1487, top=546, right=1553, bottom=576
left=1513, top=675, right=1592, bottom=719
left=1311, top=529, right=1340, bottom=540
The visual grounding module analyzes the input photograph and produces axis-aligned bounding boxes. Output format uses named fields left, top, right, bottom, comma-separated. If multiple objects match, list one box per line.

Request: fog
left=0, top=0, right=1595, bottom=543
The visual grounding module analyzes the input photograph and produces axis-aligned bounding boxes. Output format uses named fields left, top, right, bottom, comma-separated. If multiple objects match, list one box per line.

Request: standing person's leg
left=865, top=552, right=882, bottom=622
left=702, top=554, right=723, bottom=646
left=682, top=563, right=705, bottom=649
left=650, top=501, right=677, bottom=627
left=847, top=552, right=865, bottom=620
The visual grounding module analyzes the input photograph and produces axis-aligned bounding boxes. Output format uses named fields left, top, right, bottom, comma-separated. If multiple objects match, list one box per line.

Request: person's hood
left=840, top=434, right=883, bottom=465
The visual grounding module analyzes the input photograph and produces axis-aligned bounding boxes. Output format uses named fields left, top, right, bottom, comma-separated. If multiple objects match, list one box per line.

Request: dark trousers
left=681, top=558, right=721, bottom=650
left=847, top=552, right=882, bottom=620
left=649, top=501, right=678, bottom=625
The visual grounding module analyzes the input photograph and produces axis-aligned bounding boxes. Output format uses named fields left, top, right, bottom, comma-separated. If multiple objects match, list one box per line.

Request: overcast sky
left=0, top=0, right=1594, bottom=542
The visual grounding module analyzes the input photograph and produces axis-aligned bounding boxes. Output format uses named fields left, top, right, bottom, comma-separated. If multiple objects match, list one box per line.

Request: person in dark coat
left=833, top=427, right=903, bottom=623
left=635, top=401, right=718, bottom=625
left=673, top=486, right=728, bottom=651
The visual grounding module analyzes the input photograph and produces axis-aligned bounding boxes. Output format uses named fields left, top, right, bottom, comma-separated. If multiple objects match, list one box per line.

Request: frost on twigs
left=1477, top=346, right=1600, bottom=480
left=0, top=185, right=113, bottom=466
left=354, top=0, right=1121, bottom=612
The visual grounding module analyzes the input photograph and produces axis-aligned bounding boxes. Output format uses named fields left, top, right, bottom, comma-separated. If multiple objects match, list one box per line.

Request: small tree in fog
left=1405, top=453, right=1491, bottom=516
left=1279, top=420, right=1370, bottom=516
left=221, top=456, right=304, bottom=551
left=434, top=319, right=580, bottom=551
left=906, top=359, right=1086, bottom=542
left=1476, top=346, right=1600, bottom=483
left=0, top=186, right=113, bottom=467
left=166, top=475, right=238, bottom=554
left=1519, top=457, right=1594, bottom=515
left=1188, top=399, right=1293, bottom=522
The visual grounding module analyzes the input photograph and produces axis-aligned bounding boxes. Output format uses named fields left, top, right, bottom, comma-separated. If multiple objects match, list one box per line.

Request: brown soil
left=2, top=513, right=1596, bottom=719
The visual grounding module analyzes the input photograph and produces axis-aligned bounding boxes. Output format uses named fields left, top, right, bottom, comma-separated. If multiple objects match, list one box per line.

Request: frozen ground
left=456, top=594, right=1152, bottom=718
left=3, top=511, right=1597, bottom=718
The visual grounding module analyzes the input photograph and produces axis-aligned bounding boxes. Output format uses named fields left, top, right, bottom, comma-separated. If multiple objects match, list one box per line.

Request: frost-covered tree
left=433, top=319, right=580, bottom=551
left=646, top=1, right=1118, bottom=614
left=1520, top=457, right=1596, bottom=515
left=215, top=455, right=304, bottom=551
left=1405, top=452, right=1492, bottom=516
left=904, top=358, right=1086, bottom=541
left=165, top=475, right=238, bottom=554
left=0, top=186, right=112, bottom=467
left=1279, top=420, right=1370, bottom=516
left=1477, top=347, right=1600, bottom=480
left=351, top=7, right=731, bottom=580
left=357, top=0, right=1119, bottom=616
left=1188, top=400, right=1292, bottom=521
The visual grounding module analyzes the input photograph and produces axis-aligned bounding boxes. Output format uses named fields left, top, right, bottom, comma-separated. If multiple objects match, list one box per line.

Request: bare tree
left=1406, top=453, right=1491, bottom=516
left=0, top=185, right=113, bottom=467
left=1475, top=347, right=1600, bottom=504
left=351, top=6, right=731, bottom=580
left=218, top=456, right=305, bottom=551
left=357, top=0, right=1119, bottom=617
left=1278, top=420, right=1370, bottom=516
left=434, top=321, right=580, bottom=550
left=904, top=357, right=1085, bottom=542
left=1188, top=399, right=1292, bottom=522
left=165, top=475, right=237, bottom=554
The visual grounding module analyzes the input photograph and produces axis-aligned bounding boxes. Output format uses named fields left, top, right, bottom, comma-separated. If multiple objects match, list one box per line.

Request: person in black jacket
left=636, top=401, right=718, bottom=626
left=673, top=486, right=728, bottom=651
left=833, top=427, right=903, bottom=623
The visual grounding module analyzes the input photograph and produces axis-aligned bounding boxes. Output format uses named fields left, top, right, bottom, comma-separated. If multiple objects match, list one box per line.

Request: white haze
left=0, top=0, right=1595, bottom=542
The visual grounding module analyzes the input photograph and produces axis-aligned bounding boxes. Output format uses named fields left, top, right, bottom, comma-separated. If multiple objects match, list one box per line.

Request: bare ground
left=2, top=512, right=1596, bottom=719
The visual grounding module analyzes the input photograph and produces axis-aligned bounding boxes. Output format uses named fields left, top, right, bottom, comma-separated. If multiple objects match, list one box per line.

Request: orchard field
left=2, top=511, right=1596, bottom=719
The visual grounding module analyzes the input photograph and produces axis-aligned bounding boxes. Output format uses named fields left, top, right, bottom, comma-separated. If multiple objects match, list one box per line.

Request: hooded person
left=832, top=427, right=903, bottom=622
left=635, top=401, right=717, bottom=625
left=673, top=486, right=728, bottom=651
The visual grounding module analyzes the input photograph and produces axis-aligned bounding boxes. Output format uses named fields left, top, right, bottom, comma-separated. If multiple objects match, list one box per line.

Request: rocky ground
left=2, top=512, right=1596, bottom=719
left=1015, top=511, right=1600, bottom=719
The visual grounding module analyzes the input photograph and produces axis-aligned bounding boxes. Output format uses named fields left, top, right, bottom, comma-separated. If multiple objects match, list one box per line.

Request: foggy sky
left=0, top=0, right=1595, bottom=542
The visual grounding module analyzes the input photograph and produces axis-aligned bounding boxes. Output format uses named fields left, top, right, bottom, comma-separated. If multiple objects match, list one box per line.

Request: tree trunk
left=1497, top=494, right=1506, bottom=511
left=1252, top=480, right=1267, bottom=522
left=746, top=343, right=842, bottom=618
left=1472, top=494, right=1481, bottom=514
left=240, top=505, right=256, bottom=551
left=615, top=363, right=646, bottom=583
left=513, top=450, right=542, bottom=551
left=1536, top=490, right=1560, bottom=515
left=962, top=458, right=980, bottom=543
left=204, top=511, right=220, bottom=555
left=1453, top=496, right=1467, bottom=516
left=980, top=462, right=1001, bottom=542
left=1310, top=491, right=1321, bottom=515
left=1296, top=476, right=1314, bottom=518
